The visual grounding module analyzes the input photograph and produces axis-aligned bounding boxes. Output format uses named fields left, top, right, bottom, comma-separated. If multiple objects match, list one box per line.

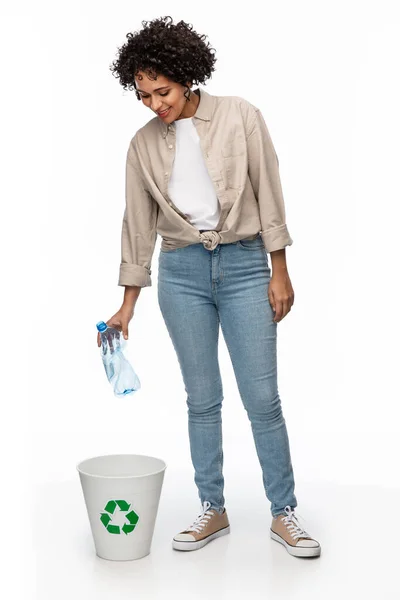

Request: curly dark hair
left=109, top=16, right=217, bottom=102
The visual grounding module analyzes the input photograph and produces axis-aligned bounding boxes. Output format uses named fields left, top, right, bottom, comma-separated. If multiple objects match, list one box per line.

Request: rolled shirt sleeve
left=118, top=137, right=158, bottom=287
left=246, top=108, right=293, bottom=253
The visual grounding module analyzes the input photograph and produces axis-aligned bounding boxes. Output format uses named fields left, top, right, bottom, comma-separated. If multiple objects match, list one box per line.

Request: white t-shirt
left=168, top=116, right=221, bottom=230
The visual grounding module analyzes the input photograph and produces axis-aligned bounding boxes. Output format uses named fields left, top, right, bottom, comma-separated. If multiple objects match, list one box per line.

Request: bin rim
left=76, top=453, right=167, bottom=479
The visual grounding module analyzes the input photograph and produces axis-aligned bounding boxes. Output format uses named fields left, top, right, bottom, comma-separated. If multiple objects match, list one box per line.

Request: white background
left=2, top=0, right=400, bottom=598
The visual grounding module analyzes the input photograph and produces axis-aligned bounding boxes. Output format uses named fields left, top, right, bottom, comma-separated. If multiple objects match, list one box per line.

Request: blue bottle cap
left=96, top=321, right=108, bottom=332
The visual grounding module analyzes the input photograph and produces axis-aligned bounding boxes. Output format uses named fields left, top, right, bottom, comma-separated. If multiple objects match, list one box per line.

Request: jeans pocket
left=237, top=237, right=265, bottom=250
left=160, top=245, right=180, bottom=254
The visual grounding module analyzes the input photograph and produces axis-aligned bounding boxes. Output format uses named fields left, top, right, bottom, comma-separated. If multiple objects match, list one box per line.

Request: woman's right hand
left=97, top=304, right=135, bottom=348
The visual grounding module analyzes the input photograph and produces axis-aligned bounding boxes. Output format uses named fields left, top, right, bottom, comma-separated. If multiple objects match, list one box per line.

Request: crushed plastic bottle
left=96, top=321, right=141, bottom=397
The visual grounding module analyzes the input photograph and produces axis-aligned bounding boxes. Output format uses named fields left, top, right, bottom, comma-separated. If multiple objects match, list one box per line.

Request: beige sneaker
left=270, top=505, right=321, bottom=557
left=172, top=501, right=230, bottom=551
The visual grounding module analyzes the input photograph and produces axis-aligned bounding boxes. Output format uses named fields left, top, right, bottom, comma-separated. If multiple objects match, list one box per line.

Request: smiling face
left=134, top=70, right=199, bottom=121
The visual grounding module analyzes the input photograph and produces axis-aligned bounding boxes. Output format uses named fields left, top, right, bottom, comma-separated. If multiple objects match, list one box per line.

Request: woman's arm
left=270, top=248, right=288, bottom=272
left=123, top=285, right=141, bottom=307
left=118, top=136, right=158, bottom=289
left=269, top=249, right=294, bottom=323
left=246, top=108, right=293, bottom=254
left=246, top=109, right=294, bottom=321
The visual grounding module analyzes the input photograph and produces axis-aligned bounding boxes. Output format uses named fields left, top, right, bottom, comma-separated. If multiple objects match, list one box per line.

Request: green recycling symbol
left=100, top=500, right=139, bottom=535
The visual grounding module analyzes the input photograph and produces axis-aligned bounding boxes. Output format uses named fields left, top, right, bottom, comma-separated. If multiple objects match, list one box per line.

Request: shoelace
left=281, top=505, right=311, bottom=540
left=185, top=500, right=214, bottom=533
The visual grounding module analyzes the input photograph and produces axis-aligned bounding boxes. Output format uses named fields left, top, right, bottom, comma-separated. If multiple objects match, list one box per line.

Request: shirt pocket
left=222, top=138, right=246, bottom=158
left=221, top=137, right=246, bottom=189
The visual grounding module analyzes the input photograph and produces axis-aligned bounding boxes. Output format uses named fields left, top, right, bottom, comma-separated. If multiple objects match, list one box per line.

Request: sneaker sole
left=270, top=529, right=321, bottom=557
left=172, top=525, right=230, bottom=551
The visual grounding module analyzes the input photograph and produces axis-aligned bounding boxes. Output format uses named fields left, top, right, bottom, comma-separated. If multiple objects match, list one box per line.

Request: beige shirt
left=119, top=86, right=293, bottom=288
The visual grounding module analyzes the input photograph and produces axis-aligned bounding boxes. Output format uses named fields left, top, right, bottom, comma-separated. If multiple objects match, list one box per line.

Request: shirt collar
left=158, top=86, right=213, bottom=135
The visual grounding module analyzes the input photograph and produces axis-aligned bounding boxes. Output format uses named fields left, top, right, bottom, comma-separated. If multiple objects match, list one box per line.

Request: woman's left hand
left=268, top=272, right=295, bottom=322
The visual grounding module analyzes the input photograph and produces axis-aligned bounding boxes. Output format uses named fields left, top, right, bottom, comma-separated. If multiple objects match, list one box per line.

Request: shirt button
left=168, top=201, right=172, bottom=206
left=165, top=172, right=168, bottom=176
left=168, top=144, right=173, bottom=149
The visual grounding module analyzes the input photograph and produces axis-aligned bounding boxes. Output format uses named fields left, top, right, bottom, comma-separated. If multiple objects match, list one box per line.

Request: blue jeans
left=157, top=234, right=297, bottom=518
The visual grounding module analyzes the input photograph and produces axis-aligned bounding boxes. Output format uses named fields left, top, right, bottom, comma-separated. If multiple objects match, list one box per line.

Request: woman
left=99, top=15, right=321, bottom=558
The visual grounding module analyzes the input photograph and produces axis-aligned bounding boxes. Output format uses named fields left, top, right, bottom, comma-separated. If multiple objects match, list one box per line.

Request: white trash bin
left=77, top=454, right=167, bottom=561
